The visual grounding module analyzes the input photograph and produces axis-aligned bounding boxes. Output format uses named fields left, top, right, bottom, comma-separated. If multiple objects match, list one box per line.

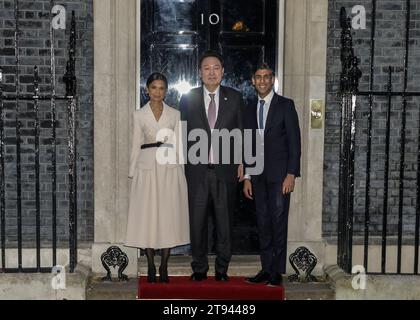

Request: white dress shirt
left=245, top=90, right=274, bottom=180
left=257, top=90, right=275, bottom=139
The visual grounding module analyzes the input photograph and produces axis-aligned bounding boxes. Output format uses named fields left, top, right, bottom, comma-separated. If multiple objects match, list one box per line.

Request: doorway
left=138, top=0, right=281, bottom=253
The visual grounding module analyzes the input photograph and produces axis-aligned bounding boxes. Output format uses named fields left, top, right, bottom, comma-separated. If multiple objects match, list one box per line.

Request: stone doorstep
left=284, top=282, right=335, bottom=300
left=324, top=264, right=420, bottom=300
left=138, top=255, right=262, bottom=276
left=85, top=279, right=334, bottom=301
left=137, top=255, right=335, bottom=300
left=138, top=255, right=261, bottom=276
left=85, top=255, right=335, bottom=300
left=0, top=263, right=90, bottom=300
left=86, top=276, right=138, bottom=300
left=86, top=256, right=335, bottom=300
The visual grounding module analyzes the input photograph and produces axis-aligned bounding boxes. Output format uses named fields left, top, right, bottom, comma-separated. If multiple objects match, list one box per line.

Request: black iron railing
left=0, top=1, right=78, bottom=273
left=338, top=0, right=420, bottom=275
left=337, top=6, right=361, bottom=273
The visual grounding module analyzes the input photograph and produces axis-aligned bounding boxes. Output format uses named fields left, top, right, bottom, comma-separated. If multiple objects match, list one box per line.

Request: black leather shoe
left=245, top=270, right=270, bottom=284
left=215, top=272, right=229, bottom=281
left=191, top=272, right=207, bottom=281
left=159, top=265, right=169, bottom=283
left=267, top=274, right=283, bottom=286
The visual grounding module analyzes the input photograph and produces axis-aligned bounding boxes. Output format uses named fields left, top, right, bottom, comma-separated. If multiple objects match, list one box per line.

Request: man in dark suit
left=243, top=63, right=301, bottom=286
left=179, top=50, right=244, bottom=281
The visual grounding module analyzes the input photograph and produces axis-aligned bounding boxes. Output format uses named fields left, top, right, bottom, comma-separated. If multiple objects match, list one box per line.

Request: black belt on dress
left=141, top=142, right=173, bottom=149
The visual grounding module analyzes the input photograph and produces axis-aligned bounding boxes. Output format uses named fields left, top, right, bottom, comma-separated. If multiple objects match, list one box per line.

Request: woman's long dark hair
left=146, top=72, right=168, bottom=89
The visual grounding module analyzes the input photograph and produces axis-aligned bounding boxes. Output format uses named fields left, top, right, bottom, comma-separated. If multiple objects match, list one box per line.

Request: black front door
left=140, top=0, right=278, bottom=253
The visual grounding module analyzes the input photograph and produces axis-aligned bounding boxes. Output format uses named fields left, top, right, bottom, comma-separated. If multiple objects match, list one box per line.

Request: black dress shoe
left=191, top=272, right=207, bottom=281
left=159, top=265, right=169, bottom=283
left=215, top=272, right=229, bottom=281
left=245, top=270, right=270, bottom=284
left=267, top=274, right=283, bottom=286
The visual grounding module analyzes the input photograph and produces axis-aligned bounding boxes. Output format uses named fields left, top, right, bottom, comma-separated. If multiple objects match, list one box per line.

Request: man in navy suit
left=243, top=63, right=301, bottom=286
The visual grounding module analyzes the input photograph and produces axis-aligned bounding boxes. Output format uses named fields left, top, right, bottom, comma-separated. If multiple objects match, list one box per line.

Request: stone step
left=284, top=282, right=335, bottom=300
left=86, top=277, right=137, bottom=300
left=87, top=255, right=335, bottom=300
left=85, top=278, right=335, bottom=300
left=137, top=255, right=335, bottom=300
left=138, top=255, right=262, bottom=276
left=86, top=255, right=335, bottom=300
left=85, top=279, right=335, bottom=300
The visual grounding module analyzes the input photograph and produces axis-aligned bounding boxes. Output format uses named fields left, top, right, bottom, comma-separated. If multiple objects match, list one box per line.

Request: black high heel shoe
left=147, top=266, right=157, bottom=283
left=159, top=265, right=169, bottom=283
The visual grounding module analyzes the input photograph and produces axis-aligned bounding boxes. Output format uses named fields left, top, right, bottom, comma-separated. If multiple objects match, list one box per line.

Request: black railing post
left=397, top=0, right=411, bottom=274
left=14, top=0, right=23, bottom=272
left=34, top=66, right=41, bottom=272
left=381, top=67, right=393, bottom=274
left=337, top=7, right=361, bottom=273
left=49, top=0, right=58, bottom=268
left=364, top=0, right=377, bottom=272
left=0, top=67, right=5, bottom=272
left=64, top=11, right=78, bottom=273
left=416, top=106, right=420, bottom=274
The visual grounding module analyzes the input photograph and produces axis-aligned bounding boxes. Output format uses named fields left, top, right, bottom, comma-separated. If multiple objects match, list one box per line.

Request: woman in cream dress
left=125, top=73, right=189, bottom=283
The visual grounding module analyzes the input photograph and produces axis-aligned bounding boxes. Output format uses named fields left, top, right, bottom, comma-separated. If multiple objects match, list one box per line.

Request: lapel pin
left=224, top=97, right=228, bottom=101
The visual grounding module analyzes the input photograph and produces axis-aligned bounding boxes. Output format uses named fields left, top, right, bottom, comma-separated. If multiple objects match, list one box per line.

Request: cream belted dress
left=125, top=102, right=190, bottom=249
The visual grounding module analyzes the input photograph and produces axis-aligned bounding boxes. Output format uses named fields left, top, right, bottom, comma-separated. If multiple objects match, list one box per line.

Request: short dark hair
left=199, top=50, right=224, bottom=68
left=253, top=62, right=275, bottom=76
left=146, top=72, right=168, bottom=89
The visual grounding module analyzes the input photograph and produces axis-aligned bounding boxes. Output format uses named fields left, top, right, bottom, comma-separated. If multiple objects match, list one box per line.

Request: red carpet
left=138, top=276, right=284, bottom=300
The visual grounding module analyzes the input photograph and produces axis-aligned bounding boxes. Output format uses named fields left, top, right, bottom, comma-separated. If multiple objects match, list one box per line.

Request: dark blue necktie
left=259, top=100, right=265, bottom=130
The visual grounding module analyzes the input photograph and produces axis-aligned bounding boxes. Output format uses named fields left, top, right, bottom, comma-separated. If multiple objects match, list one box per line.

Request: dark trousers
left=253, top=175, right=290, bottom=275
left=188, top=168, right=235, bottom=274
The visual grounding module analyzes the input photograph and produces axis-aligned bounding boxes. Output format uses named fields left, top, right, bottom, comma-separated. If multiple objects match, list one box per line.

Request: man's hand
left=243, top=179, right=253, bottom=200
left=237, top=164, right=244, bottom=182
left=282, top=174, right=295, bottom=195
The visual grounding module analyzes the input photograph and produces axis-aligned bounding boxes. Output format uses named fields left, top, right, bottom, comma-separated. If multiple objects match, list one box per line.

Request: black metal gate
left=338, top=1, right=420, bottom=274
left=0, top=1, right=78, bottom=273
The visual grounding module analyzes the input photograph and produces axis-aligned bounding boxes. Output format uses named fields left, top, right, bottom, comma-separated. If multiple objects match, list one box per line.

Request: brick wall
left=0, top=0, right=93, bottom=247
left=324, top=0, right=420, bottom=241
